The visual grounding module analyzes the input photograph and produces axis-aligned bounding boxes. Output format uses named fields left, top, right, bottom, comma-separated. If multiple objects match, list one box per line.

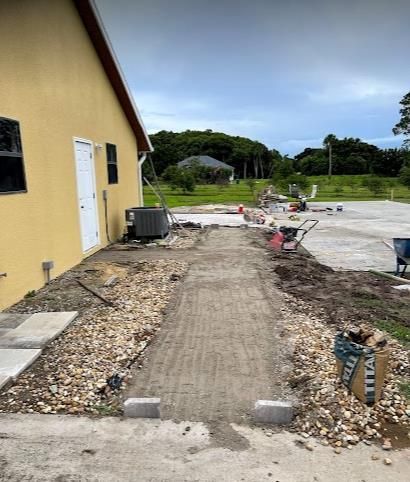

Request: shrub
left=162, top=165, right=180, bottom=183
left=246, top=177, right=257, bottom=201
left=399, top=165, right=410, bottom=188
left=178, top=171, right=196, bottom=193
left=184, top=159, right=213, bottom=183
left=162, top=165, right=196, bottom=193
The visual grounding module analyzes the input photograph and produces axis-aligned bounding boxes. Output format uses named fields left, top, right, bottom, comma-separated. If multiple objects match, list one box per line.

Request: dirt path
left=126, top=228, right=293, bottom=426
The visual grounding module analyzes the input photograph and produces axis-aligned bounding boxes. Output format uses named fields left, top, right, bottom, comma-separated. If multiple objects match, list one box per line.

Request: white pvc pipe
left=138, top=152, right=147, bottom=206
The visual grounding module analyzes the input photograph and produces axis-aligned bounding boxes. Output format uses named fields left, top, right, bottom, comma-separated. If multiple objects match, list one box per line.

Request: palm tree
left=323, top=134, right=337, bottom=177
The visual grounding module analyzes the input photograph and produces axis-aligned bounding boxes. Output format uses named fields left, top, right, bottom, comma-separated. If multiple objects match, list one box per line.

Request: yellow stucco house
left=0, top=0, right=153, bottom=310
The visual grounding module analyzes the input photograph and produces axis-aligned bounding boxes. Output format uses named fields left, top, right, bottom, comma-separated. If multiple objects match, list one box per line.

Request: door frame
left=72, top=137, right=100, bottom=253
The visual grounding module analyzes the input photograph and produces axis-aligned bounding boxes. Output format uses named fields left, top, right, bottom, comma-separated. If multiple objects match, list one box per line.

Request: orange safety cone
left=238, top=204, right=244, bottom=214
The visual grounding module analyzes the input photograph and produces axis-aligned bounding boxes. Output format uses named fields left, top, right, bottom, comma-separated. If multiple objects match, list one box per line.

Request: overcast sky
left=95, top=0, right=409, bottom=155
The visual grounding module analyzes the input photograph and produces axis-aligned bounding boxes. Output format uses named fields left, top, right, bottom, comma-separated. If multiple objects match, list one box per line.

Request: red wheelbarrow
left=270, top=219, right=319, bottom=252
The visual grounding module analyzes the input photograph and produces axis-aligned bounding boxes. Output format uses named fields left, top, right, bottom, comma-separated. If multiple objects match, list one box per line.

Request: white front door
left=74, top=139, right=99, bottom=252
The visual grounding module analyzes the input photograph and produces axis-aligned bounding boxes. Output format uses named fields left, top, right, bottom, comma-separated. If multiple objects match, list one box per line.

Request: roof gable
left=73, top=0, right=152, bottom=152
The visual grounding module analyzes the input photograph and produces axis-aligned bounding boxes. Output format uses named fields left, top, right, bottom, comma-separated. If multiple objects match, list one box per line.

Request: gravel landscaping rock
left=280, top=293, right=409, bottom=450
left=0, top=259, right=187, bottom=415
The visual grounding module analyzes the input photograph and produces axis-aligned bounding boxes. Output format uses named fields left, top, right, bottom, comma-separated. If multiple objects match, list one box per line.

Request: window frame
left=0, top=117, right=27, bottom=195
left=106, top=142, right=118, bottom=185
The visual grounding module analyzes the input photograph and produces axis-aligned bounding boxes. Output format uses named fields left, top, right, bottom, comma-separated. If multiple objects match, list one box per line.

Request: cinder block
left=210, top=224, right=219, bottom=229
left=123, top=397, right=161, bottom=418
left=254, top=400, right=293, bottom=424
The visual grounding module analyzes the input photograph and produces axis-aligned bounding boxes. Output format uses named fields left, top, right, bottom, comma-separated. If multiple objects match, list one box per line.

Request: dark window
left=0, top=117, right=27, bottom=193
left=106, top=143, right=118, bottom=184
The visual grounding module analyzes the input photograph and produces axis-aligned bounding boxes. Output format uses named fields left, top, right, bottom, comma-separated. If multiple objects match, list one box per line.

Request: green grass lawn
left=143, top=175, right=410, bottom=208
left=143, top=181, right=267, bottom=207
left=309, top=175, right=410, bottom=202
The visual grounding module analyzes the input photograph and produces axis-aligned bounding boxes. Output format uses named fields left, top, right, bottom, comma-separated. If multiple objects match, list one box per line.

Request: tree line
left=147, top=91, right=410, bottom=183
left=147, top=129, right=279, bottom=179
left=293, top=137, right=409, bottom=177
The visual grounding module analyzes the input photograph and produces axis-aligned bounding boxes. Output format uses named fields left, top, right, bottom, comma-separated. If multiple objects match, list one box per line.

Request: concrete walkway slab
left=0, top=349, right=42, bottom=378
left=0, top=375, right=10, bottom=390
left=0, top=311, right=78, bottom=349
left=0, top=313, right=30, bottom=335
left=0, top=414, right=409, bottom=482
left=0, top=313, right=31, bottom=328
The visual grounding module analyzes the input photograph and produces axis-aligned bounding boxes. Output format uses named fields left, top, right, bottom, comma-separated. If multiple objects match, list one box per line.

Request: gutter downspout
left=138, top=152, right=147, bottom=206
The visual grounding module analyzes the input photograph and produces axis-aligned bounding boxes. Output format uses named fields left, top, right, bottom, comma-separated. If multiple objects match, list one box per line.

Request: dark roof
left=73, top=0, right=152, bottom=152
left=178, top=155, right=234, bottom=170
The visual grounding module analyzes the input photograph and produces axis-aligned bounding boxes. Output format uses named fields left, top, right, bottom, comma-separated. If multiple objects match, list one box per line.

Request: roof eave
left=73, top=0, right=153, bottom=152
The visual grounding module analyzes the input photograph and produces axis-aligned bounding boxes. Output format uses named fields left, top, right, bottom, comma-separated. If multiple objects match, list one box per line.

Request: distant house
left=0, top=0, right=152, bottom=310
left=178, top=155, right=234, bottom=180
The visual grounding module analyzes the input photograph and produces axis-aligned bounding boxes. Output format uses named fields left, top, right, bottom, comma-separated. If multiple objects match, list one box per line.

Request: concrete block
left=0, top=375, right=11, bottom=390
left=0, top=349, right=42, bottom=379
left=123, top=398, right=161, bottom=418
left=0, top=312, right=78, bottom=349
left=240, top=224, right=249, bottom=229
left=210, top=224, right=220, bottom=229
left=254, top=400, right=293, bottom=424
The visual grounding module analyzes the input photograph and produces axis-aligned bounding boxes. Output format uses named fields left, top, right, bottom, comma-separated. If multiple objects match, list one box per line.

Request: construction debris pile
left=243, top=208, right=266, bottom=224
left=106, top=225, right=203, bottom=251
left=0, top=260, right=188, bottom=415
left=258, top=185, right=288, bottom=210
left=170, top=230, right=203, bottom=249
left=341, top=326, right=387, bottom=348
left=168, top=222, right=204, bottom=249
left=281, top=293, right=409, bottom=452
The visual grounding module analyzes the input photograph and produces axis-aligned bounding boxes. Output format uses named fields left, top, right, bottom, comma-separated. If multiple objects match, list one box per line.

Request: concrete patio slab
left=0, top=311, right=78, bottom=349
left=298, top=201, right=410, bottom=272
left=174, top=212, right=247, bottom=227
left=0, top=349, right=42, bottom=379
left=172, top=201, right=410, bottom=272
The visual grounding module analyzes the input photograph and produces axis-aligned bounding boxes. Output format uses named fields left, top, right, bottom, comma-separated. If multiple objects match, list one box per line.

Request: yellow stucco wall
left=0, top=0, right=142, bottom=310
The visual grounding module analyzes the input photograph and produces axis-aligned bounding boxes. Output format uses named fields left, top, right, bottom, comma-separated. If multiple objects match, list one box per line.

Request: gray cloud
left=96, top=0, right=410, bottom=154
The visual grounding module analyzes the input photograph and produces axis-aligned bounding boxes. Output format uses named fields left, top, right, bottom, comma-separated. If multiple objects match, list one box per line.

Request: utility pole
left=328, top=142, right=332, bottom=178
